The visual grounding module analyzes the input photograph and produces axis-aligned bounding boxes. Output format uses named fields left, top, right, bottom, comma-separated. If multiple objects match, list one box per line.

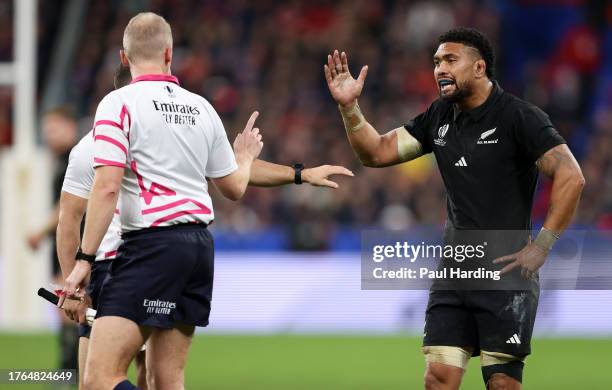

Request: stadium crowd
left=1, top=0, right=611, bottom=249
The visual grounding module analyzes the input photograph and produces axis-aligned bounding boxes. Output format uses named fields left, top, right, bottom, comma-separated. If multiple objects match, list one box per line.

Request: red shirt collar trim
left=130, top=74, right=180, bottom=85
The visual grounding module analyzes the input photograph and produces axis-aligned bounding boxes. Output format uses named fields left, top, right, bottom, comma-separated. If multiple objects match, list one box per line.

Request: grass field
left=0, top=333, right=610, bottom=389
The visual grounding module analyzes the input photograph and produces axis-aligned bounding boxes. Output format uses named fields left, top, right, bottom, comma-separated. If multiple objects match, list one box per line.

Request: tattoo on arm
left=536, top=146, right=573, bottom=179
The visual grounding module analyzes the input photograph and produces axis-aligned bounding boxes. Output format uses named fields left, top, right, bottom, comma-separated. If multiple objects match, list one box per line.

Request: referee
left=59, top=12, right=352, bottom=390
left=324, top=28, right=585, bottom=389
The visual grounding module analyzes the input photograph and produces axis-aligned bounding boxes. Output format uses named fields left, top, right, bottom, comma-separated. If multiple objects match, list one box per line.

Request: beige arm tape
left=396, top=127, right=423, bottom=162
left=533, top=227, right=559, bottom=251
left=481, top=350, right=525, bottom=367
left=338, top=102, right=367, bottom=133
left=422, top=346, right=472, bottom=370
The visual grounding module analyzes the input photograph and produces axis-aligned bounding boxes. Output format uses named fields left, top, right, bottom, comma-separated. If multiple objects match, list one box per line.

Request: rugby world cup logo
left=435, top=123, right=449, bottom=146
left=438, top=123, right=449, bottom=139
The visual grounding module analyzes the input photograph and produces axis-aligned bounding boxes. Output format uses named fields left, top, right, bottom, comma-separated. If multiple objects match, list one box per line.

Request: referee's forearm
left=80, top=181, right=119, bottom=255
left=249, top=159, right=293, bottom=187
left=231, top=154, right=255, bottom=198
left=56, top=217, right=81, bottom=279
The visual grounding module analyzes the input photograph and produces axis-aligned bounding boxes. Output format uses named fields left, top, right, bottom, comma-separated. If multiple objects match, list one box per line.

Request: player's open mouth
left=438, top=79, right=455, bottom=93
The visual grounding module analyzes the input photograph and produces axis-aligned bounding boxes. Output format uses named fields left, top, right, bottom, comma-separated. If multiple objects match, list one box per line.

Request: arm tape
left=396, top=127, right=423, bottom=162
left=339, top=102, right=366, bottom=133
left=533, top=227, right=559, bottom=251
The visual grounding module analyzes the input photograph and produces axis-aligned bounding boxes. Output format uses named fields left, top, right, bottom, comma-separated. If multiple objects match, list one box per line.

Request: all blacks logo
left=434, top=123, right=449, bottom=146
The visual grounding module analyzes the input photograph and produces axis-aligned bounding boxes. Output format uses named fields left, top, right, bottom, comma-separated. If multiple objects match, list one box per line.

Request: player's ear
left=474, top=59, right=486, bottom=79
left=119, top=50, right=129, bottom=67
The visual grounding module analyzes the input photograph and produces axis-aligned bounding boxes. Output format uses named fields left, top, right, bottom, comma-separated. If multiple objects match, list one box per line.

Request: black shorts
left=96, top=224, right=214, bottom=329
left=423, top=289, right=539, bottom=357
left=78, top=260, right=112, bottom=338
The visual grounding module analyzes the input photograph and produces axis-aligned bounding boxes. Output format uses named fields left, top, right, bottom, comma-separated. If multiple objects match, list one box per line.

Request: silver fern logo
left=477, top=127, right=499, bottom=145
left=480, top=127, right=496, bottom=139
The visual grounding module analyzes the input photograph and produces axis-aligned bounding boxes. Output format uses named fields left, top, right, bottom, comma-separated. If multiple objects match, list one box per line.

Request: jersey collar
left=453, top=80, right=503, bottom=123
left=130, top=74, right=180, bottom=85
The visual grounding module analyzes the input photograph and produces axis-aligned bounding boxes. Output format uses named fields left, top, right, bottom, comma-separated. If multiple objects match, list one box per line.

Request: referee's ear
left=164, top=47, right=173, bottom=66
left=119, top=50, right=130, bottom=67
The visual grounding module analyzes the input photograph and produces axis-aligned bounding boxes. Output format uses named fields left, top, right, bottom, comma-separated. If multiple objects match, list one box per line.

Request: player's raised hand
left=324, top=50, right=368, bottom=107
left=303, top=165, right=354, bottom=189
left=233, top=111, right=263, bottom=161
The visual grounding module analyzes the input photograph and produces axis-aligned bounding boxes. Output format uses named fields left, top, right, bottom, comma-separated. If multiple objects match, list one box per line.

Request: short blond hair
left=123, top=12, right=172, bottom=63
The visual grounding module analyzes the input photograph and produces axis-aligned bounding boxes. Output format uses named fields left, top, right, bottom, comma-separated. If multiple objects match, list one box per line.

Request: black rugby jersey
left=404, top=81, right=565, bottom=231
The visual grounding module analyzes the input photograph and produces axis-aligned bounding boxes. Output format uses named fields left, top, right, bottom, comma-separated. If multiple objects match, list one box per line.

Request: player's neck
left=456, top=80, right=493, bottom=112
left=129, top=63, right=171, bottom=79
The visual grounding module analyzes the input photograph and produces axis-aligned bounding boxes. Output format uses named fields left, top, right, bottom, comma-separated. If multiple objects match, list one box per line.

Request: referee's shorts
left=78, top=259, right=111, bottom=338
left=96, top=223, right=214, bottom=329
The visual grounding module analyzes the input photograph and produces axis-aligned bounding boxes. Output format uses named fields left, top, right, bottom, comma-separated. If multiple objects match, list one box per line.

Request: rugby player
left=59, top=12, right=351, bottom=390
left=56, top=64, right=149, bottom=390
left=324, top=28, right=585, bottom=389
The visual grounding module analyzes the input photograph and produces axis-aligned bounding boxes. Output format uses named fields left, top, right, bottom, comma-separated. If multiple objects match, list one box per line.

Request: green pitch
left=0, top=333, right=609, bottom=389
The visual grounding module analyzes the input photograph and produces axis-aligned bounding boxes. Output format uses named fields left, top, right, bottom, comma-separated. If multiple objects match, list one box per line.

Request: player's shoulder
left=500, top=90, right=550, bottom=121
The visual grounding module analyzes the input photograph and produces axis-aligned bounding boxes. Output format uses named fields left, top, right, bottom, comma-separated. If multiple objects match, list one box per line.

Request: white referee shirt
left=92, top=74, right=237, bottom=232
left=62, top=131, right=122, bottom=261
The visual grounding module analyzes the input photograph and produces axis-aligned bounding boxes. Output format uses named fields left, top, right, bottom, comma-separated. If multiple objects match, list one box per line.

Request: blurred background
left=0, top=0, right=611, bottom=389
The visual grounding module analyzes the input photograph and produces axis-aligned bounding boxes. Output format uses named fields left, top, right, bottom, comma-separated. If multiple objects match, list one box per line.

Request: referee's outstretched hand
left=324, top=49, right=368, bottom=108
left=493, top=242, right=548, bottom=280
left=234, top=111, right=263, bottom=161
left=302, top=165, right=354, bottom=189
left=57, top=260, right=91, bottom=309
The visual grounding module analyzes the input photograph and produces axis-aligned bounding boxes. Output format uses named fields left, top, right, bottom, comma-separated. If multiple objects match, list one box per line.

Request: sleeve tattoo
left=535, top=146, right=574, bottom=179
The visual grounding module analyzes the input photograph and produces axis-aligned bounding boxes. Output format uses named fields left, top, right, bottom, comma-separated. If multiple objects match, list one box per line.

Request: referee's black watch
left=75, top=249, right=96, bottom=265
left=293, top=163, right=305, bottom=185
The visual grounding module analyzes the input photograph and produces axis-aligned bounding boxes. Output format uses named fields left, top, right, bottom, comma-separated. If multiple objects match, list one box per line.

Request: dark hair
left=114, top=64, right=132, bottom=89
left=438, top=27, right=495, bottom=79
left=43, top=104, right=76, bottom=121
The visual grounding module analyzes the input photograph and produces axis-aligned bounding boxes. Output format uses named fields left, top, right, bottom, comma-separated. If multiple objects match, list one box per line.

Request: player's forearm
left=249, top=159, right=294, bottom=187
left=338, top=101, right=386, bottom=167
left=542, top=167, right=585, bottom=234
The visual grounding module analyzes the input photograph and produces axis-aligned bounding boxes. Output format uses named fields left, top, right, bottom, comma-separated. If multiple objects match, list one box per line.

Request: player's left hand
left=302, top=165, right=355, bottom=189
left=57, top=260, right=91, bottom=309
left=493, top=242, right=548, bottom=279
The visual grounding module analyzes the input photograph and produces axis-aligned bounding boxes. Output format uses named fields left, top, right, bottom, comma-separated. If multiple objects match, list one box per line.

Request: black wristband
left=75, top=249, right=96, bottom=265
left=293, top=163, right=304, bottom=185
